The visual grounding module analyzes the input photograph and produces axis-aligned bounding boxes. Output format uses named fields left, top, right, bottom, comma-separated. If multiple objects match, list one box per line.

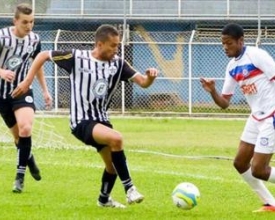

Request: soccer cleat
left=97, top=197, right=126, bottom=208
left=126, top=186, right=144, bottom=204
left=27, top=155, right=41, bottom=181
left=253, top=204, right=275, bottom=213
left=12, top=178, right=24, bottom=193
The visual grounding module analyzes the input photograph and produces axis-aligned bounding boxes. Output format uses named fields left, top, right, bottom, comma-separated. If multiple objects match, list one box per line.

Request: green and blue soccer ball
left=172, top=182, right=200, bottom=210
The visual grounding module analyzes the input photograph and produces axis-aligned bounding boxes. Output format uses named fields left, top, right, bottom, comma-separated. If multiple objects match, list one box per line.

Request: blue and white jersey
left=222, top=46, right=275, bottom=120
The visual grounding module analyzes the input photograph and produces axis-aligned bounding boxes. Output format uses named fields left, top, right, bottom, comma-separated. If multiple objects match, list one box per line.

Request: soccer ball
left=172, top=182, right=200, bottom=210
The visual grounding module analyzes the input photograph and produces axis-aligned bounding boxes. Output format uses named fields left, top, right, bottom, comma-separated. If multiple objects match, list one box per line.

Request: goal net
left=0, top=113, right=76, bottom=149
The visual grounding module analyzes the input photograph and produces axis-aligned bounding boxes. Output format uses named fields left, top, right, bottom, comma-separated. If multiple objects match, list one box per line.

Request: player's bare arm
left=200, top=77, right=230, bottom=109
left=0, top=68, right=15, bottom=83
left=36, top=67, right=53, bottom=109
left=11, top=51, right=50, bottom=98
left=132, top=67, right=158, bottom=88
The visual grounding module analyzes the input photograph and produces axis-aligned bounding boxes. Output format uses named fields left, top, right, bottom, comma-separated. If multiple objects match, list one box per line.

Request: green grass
left=1, top=117, right=275, bottom=220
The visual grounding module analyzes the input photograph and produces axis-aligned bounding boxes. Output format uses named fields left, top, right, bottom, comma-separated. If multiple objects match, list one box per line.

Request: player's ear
left=97, top=41, right=104, bottom=49
left=239, top=36, right=244, bottom=44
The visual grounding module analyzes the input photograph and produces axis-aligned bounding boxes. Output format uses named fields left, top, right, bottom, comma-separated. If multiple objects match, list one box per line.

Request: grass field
left=1, top=117, right=275, bottom=220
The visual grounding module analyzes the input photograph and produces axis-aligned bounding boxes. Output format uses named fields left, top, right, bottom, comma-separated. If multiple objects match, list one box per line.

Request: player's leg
left=9, top=120, right=41, bottom=182
left=12, top=106, right=35, bottom=192
left=0, top=99, right=25, bottom=192
left=12, top=90, right=37, bottom=192
left=235, top=115, right=275, bottom=211
left=72, top=120, right=125, bottom=207
left=97, top=146, right=125, bottom=208
left=252, top=115, right=275, bottom=182
left=92, top=122, right=144, bottom=204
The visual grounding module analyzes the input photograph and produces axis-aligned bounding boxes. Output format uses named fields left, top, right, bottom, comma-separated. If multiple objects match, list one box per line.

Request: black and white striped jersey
left=50, top=49, right=137, bottom=129
left=0, top=27, right=41, bottom=98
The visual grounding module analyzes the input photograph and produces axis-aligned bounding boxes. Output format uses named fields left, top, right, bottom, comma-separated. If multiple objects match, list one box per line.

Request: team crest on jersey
left=242, top=69, right=249, bottom=77
left=93, top=79, right=108, bottom=98
left=260, top=137, right=268, bottom=147
left=5, top=55, right=23, bottom=71
left=108, top=66, right=117, bottom=75
left=26, top=45, right=34, bottom=53
left=25, top=96, right=33, bottom=103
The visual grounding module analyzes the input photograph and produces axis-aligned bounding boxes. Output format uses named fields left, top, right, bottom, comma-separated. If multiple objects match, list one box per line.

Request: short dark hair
left=222, top=23, right=244, bottom=40
left=95, top=24, right=119, bottom=43
left=14, top=3, right=33, bottom=19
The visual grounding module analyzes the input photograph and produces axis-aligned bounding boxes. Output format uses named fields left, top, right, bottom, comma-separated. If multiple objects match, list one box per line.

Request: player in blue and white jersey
left=0, top=3, right=52, bottom=193
left=12, top=24, right=158, bottom=208
left=200, top=23, right=275, bottom=212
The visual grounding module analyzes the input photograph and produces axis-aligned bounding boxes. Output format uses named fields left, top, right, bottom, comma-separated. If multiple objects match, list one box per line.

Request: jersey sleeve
left=221, top=62, right=238, bottom=96
left=50, top=50, right=75, bottom=73
left=250, top=48, right=275, bottom=80
left=120, top=60, right=137, bottom=81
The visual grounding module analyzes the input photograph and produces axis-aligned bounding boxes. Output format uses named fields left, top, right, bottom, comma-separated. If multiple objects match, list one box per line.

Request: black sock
left=15, top=142, right=33, bottom=160
left=111, top=150, right=133, bottom=192
left=98, top=169, right=117, bottom=203
left=16, top=136, right=31, bottom=178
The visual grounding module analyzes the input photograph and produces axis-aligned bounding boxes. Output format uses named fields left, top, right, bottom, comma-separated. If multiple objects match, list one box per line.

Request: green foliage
left=1, top=117, right=275, bottom=219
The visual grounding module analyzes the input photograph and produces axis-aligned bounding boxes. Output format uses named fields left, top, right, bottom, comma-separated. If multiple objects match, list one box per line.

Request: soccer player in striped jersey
left=0, top=3, right=52, bottom=193
left=200, top=23, right=275, bottom=212
left=13, top=24, right=158, bottom=208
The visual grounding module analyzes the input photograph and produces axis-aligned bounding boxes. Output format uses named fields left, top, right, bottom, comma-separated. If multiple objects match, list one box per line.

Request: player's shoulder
left=246, top=45, right=268, bottom=55
left=245, top=46, right=272, bottom=62
left=0, top=27, right=10, bottom=38
left=28, top=31, right=40, bottom=41
left=112, top=54, right=123, bottom=63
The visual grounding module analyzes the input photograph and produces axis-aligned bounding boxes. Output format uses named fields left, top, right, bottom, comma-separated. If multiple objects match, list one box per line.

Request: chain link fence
left=1, top=1, right=275, bottom=147
left=18, top=19, right=272, bottom=117
left=1, top=1, right=275, bottom=116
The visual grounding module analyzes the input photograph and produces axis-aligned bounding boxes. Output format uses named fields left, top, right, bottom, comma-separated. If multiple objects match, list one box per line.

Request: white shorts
left=241, top=114, right=275, bottom=154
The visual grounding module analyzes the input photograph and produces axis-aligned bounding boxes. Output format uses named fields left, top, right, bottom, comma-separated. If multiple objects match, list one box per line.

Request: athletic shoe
left=126, top=186, right=144, bottom=204
left=97, top=197, right=126, bottom=208
left=12, top=178, right=24, bottom=193
left=27, top=155, right=41, bottom=181
left=253, top=204, right=275, bottom=212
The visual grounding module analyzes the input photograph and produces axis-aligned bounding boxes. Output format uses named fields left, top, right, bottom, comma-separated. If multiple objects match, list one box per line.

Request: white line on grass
left=129, top=149, right=234, bottom=161
left=2, top=145, right=234, bottom=160
left=1, top=157, right=243, bottom=184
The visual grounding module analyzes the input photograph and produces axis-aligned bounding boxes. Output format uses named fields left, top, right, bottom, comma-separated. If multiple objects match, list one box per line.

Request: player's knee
left=105, top=165, right=116, bottom=174
left=109, top=133, right=123, bottom=150
left=233, top=159, right=248, bottom=173
left=251, top=165, right=268, bottom=180
left=18, top=123, right=32, bottom=136
left=233, top=159, right=242, bottom=172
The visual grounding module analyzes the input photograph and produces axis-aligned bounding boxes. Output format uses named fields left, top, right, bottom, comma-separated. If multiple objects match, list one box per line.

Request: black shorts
left=71, top=120, right=113, bottom=152
left=0, top=89, right=35, bottom=128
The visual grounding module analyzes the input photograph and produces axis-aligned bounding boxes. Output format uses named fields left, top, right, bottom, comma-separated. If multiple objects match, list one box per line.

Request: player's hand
left=145, top=68, right=158, bottom=80
left=200, top=78, right=216, bottom=93
left=11, top=81, right=30, bottom=98
left=0, top=69, right=15, bottom=83
left=43, top=91, right=53, bottom=110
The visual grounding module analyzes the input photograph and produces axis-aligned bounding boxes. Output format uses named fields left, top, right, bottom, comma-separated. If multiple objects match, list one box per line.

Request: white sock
left=268, top=167, right=275, bottom=183
left=241, top=168, right=275, bottom=206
